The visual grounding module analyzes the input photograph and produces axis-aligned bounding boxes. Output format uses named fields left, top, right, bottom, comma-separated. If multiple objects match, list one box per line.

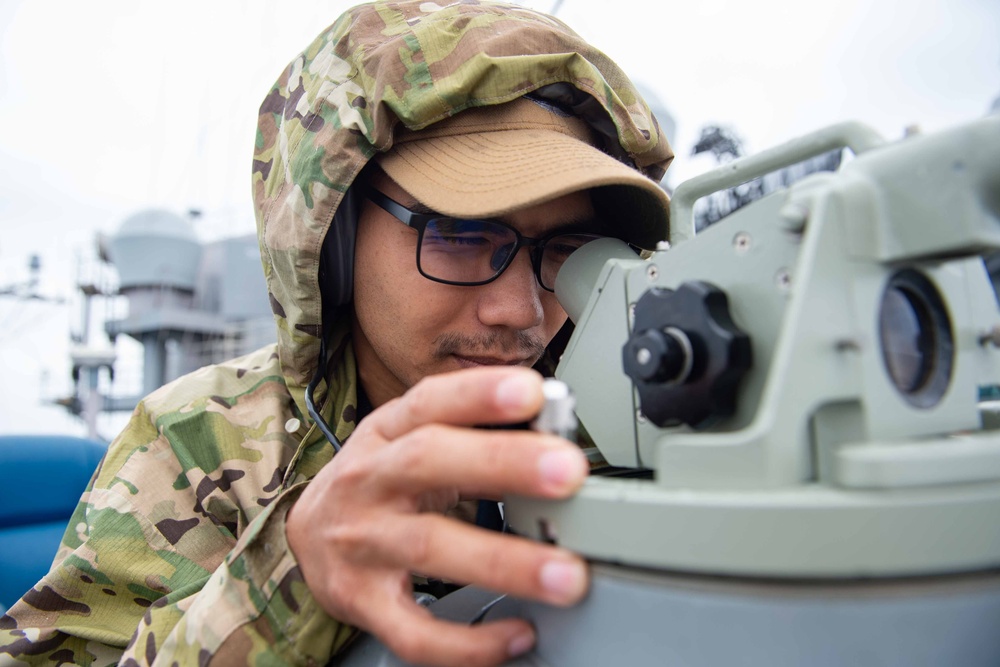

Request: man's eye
left=546, top=235, right=598, bottom=258
left=428, top=219, right=511, bottom=245
left=428, top=234, right=490, bottom=247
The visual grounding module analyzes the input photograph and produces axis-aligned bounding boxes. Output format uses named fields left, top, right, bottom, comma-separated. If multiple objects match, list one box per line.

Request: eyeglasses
left=366, top=188, right=606, bottom=292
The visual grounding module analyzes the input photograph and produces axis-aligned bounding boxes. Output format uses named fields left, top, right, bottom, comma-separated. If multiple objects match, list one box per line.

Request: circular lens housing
left=878, top=270, right=954, bottom=408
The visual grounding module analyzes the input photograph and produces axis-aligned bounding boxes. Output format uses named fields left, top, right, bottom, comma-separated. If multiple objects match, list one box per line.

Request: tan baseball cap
left=377, top=97, right=671, bottom=249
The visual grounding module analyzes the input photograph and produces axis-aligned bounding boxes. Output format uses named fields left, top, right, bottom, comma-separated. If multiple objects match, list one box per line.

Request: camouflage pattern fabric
left=0, top=324, right=359, bottom=665
left=0, top=1, right=672, bottom=664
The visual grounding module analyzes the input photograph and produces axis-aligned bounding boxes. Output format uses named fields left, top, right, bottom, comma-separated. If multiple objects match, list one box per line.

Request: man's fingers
left=374, top=367, right=545, bottom=440
left=368, top=594, right=536, bottom=667
left=375, top=425, right=588, bottom=500
left=370, top=513, right=589, bottom=607
left=299, top=367, right=589, bottom=667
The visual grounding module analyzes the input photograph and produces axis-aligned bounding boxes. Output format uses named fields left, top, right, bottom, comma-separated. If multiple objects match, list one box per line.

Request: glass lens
left=539, top=234, right=602, bottom=289
left=420, top=218, right=518, bottom=284
left=879, top=286, right=932, bottom=392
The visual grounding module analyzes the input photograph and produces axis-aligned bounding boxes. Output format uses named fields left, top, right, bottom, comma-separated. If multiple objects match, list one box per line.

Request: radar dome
left=108, top=209, right=202, bottom=291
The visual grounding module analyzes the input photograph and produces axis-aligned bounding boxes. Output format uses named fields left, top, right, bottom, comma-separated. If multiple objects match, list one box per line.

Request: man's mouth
left=452, top=354, right=534, bottom=368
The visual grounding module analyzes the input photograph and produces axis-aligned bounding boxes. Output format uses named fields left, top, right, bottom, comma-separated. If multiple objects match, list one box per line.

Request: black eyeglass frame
left=366, top=187, right=605, bottom=292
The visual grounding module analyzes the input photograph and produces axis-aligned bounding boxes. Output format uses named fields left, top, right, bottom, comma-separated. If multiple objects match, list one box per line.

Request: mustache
left=433, top=331, right=547, bottom=361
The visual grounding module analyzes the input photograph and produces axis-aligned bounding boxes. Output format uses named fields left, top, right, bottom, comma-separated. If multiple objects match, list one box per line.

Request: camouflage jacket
left=0, top=2, right=672, bottom=664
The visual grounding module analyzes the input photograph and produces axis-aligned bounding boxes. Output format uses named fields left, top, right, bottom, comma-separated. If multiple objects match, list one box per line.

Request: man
left=0, top=2, right=672, bottom=665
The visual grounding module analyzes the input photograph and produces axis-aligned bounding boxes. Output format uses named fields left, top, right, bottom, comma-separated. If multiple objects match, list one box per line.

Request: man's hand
left=286, top=367, right=590, bottom=667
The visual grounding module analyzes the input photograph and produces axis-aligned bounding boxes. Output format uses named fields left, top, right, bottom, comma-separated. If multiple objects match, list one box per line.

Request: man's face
left=351, top=170, right=598, bottom=407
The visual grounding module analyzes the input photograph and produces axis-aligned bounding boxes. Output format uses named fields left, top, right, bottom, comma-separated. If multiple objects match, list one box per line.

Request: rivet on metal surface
left=775, top=268, right=792, bottom=292
left=647, top=264, right=659, bottom=281
left=835, top=339, right=861, bottom=352
left=733, top=232, right=752, bottom=254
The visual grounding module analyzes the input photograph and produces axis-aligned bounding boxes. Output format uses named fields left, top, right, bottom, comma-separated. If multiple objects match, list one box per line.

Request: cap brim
left=378, top=102, right=670, bottom=249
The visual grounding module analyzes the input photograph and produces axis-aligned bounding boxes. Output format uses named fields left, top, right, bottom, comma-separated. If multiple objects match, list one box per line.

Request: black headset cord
left=304, top=335, right=343, bottom=452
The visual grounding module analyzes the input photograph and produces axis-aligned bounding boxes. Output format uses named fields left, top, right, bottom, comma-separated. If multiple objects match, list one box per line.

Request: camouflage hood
left=252, top=0, right=674, bottom=419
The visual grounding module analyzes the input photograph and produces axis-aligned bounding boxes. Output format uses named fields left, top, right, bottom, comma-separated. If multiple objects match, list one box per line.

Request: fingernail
left=496, top=373, right=537, bottom=411
left=508, top=630, right=534, bottom=658
left=540, top=559, right=586, bottom=603
left=538, top=449, right=586, bottom=489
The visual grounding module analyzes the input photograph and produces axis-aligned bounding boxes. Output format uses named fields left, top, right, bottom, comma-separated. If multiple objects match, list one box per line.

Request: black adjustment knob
left=622, top=281, right=751, bottom=429
left=624, top=329, right=688, bottom=384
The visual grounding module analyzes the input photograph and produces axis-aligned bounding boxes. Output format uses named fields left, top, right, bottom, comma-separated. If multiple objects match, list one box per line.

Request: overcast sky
left=1, top=0, right=998, bottom=438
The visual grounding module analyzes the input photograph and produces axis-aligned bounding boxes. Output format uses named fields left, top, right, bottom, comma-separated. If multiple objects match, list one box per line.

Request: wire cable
left=304, top=336, right=343, bottom=452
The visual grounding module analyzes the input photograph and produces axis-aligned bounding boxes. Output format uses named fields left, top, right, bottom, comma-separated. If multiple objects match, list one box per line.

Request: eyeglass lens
left=419, top=218, right=598, bottom=290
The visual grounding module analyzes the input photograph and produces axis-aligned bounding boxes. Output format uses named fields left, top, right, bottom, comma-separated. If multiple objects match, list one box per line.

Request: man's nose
left=476, top=249, right=544, bottom=330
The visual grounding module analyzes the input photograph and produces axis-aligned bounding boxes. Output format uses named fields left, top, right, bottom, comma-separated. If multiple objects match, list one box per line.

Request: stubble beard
left=432, top=330, right=547, bottom=365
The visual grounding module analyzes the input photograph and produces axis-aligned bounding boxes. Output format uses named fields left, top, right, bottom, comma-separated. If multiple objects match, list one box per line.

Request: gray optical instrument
left=342, top=115, right=1000, bottom=667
